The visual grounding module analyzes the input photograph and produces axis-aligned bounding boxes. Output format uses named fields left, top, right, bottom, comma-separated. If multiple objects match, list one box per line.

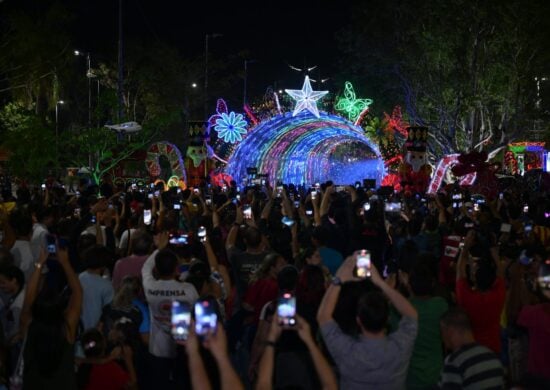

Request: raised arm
left=204, top=237, right=231, bottom=292
left=205, top=325, right=244, bottom=390
left=58, top=246, right=83, bottom=341
left=370, top=263, right=418, bottom=320
left=255, top=315, right=283, bottom=390
left=20, top=250, right=48, bottom=334
left=456, top=230, right=475, bottom=281
left=225, top=208, right=243, bottom=251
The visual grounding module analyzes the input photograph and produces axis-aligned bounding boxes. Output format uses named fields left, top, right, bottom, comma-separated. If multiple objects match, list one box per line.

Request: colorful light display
left=225, top=111, right=385, bottom=185
left=285, top=76, right=328, bottom=118
left=213, top=111, right=248, bottom=144
left=335, top=81, right=373, bottom=122
left=427, top=154, right=477, bottom=194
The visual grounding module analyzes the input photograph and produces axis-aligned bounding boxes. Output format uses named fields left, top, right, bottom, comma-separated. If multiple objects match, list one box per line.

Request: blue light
left=214, top=111, right=248, bottom=143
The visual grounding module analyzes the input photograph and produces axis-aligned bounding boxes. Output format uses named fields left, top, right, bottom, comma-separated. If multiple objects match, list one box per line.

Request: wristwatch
left=331, top=276, right=342, bottom=286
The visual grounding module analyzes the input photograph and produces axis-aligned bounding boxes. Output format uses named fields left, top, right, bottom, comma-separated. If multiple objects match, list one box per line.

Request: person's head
left=277, top=264, right=299, bottom=292
left=253, top=252, right=286, bottom=281
left=473, top=258, right=496, bottom=291
left=131, top=230, right=153, bottom=256
left=78, top=234, right=98, bottom=260
left=304, top=246, right=321, bottom=266
left=81, top=329, right=107, bottom=358
left=34, top=206, right=56, bottom=227
left=127, top=214, right=140, bottom=229
left=422, top=214, right=438, bottom=232
left=154, top=248, right=179, bottom=279
left=9, top=208, right=33, bottom=238
left=108, top=317, right=140, bottom=347
left=186, top=261, right=212, bottom=295
left=408, top=262, right=435, bottom=296
left=243, top=226, right=262, bottom=250
left=440, top=307, right=474, bottom=351
left=82, top=245, right=113, bottom=271
left=311, top=225, right=330, bottom=247
left=0, top=265, right=24, bottom=295
left=356, top=291, right=389, bottom=335
left=113, top=276, right=141, bottom=308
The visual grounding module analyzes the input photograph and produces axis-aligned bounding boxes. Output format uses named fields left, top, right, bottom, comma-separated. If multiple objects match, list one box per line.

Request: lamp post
left=74, top=50, right=96, bottom=129
left=204, top=33, right=222, bottom=120
left=55, top=100, right=64, bottom=170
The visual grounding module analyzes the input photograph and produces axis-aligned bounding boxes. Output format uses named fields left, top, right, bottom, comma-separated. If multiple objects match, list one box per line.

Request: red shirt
left=85, top=361, right=130, bottom=390
left=456, top=277, right=506, bottom=353
left=518, top=303, right=550, bottom=379
left=243, top=278, right=278, bottom=324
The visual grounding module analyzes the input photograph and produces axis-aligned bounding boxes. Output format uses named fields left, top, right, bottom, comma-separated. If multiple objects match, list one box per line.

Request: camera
left=195, top=300, right=218, bottom=336
left=171, top=301, right=191, bottom=341
left=277, top=292, right=296, bottom=326
left=356, top=250, right=371, bottom=278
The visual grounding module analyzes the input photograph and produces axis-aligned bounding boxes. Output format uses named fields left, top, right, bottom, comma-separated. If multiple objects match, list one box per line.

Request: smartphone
left=171, top=301, right=191, bottom=341
left=523, top=204, right=529, bottom=213
left=356, top=250, right=371, bottom=278
left=294, top=200, right=300, bottom=208
left=205, top=197, right=212, bottom=206
left=198, top=226, right=207, bottom=242
left=173, top=203, right=181, bottom=210
left=74, top=208, right=81, bottom=218
left=41, top=183, right=46, bottom=190
left=144, top=209, right=152, bottom=225
left=336, top=186, right=345, bottom=192
left=236, top=194, right=241, bottom=201
left=499, top=193, right=504, bottom=200
left=148, top=193, right=154, bottom=199
left=363, top=203, right=370, bottom=212
left=243, top=205, right=252, bottom=219
left=169, top=232, right=188, bottom=246
left=45, top=234, right=57, bottom=254
left=276, top=186, right=283, bottom=197
left=384, top=202, right=401, bottom=213
left=281, top=216, right=295, bottom=227
left=261, top=179, right=266, bottom=186
left=277, top=292, right=297, bottom=327
left=306, top=209, right=313, bottom=216
left=131, top=183, right=137, bottom=190
left=311, top=190, right=317, bottom=200
left=194, top=300, right=218, bottom=336
left=525, top=224, right=533, bottom=234
left=193, top=188, right=199, bottom=195
left=154, top=190, right=160, bottom=197
left=500, top=223, right=512, bottom=233
left=91, top=215, right=97, bottom=224
left=473, top=203, right=480, bottom=212
left=222, top=185, right=228, bottom=192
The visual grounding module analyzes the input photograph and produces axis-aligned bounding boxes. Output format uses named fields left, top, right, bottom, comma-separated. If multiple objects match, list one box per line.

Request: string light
left=335, top=81, right=373, bottom=122
left=285, top=76, right=328, bottom=118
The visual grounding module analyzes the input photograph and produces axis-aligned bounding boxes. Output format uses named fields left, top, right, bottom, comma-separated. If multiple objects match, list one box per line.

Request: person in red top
left=242, top=253, right=286, bottom=324
left=517, top=302, right=550, bottom=381
left=78, top=328, right=136, bottom=390
left=455, top=230, right=506, bottom=354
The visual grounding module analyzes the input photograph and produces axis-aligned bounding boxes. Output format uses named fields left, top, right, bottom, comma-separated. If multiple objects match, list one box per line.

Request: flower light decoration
left=334, top=81, right=373, bottom=122
left=214, top=111, right=248, bottom=144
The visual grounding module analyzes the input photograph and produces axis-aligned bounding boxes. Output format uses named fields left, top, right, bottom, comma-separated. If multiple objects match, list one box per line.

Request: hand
left=335, top=256, right=357, bottom=283
left=235, top=206, right=244, bottom=225
left=56, top=246, right=70, bottom=264
left=267, top=313, right=283, bottom=342
left=154, top=231, right=169, bottom=250
left=203, top=323, right=228, bottom=360
left=368, top=261, right=384, bottom=287
left=463, top=229, right=476, bottom=250
left=177, top=320, right=200, bottom=353
left=121, top=345, right=133, bottom=362
left=295, top=315, right=313, bottom=346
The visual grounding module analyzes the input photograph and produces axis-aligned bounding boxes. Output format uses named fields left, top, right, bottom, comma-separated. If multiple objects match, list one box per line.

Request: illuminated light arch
left=145, top=142, right=187, bottom=184
left=225, top=111, right=385, bottom=185
left=427, top=154, right=477, bottom=194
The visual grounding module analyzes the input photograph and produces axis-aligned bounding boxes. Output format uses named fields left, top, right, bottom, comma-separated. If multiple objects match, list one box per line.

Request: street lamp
left=204, top=33, right=223, bottom=120
left=55, top=100, right=65, bottom=169
left=74, top=50, right=97, bottom=129
left=191, top=83, right=197, bottom=88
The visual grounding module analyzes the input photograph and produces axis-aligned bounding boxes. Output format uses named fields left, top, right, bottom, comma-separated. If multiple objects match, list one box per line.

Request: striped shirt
left=439, top=343, right=504, bottom=389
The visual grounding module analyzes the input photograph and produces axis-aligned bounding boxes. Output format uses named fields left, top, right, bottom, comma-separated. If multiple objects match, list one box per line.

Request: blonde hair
left=113, top=276, right=141, bottom=308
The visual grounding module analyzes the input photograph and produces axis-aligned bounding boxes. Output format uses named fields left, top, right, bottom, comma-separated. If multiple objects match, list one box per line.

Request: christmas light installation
left=213, top=111, right=248, bottom=144
left=285, top=76, right=328, bottom=118
left=427, top=154, right=476, bottom=194
left=335, top=81, right=373, bottom=122
left=225, top=111, right=385, bottom=185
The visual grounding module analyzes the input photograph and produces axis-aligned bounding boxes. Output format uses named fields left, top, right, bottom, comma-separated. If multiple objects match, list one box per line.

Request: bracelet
left=264, top=340, right=276, bottom=348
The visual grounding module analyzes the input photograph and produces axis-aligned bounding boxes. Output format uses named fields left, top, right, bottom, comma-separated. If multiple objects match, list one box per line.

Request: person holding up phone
left=317, top=256, right=418, bottom=389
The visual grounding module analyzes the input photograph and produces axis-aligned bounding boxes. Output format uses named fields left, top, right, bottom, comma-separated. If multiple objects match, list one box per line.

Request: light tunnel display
left=225, top=111, right=385, bottom=185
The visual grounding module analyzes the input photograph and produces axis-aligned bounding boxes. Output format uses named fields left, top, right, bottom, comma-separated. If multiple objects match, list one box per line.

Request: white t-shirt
left=2, top=288, right=25, bottom=340
left=10, top=240, right=35, bottom=281
left=31, top=223, right=48, bottom=260
left=118, top=228, right=138, bottom=251
left=142, top=250, right=199, bottom=358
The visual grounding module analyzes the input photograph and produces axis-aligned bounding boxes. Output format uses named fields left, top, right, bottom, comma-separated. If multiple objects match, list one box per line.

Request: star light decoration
left=214, top=111, right=248, bottom=144
left=285, top=76, right=328, bottom=118
left=334, top=81, right=373, bottom=122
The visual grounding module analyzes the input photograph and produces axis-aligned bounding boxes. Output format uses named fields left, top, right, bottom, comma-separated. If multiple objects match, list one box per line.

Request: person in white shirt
left=9, top=209, right=36, bottom=281
left=30, top=206, right=55, bottom=261
left=142, top=231, right=199, bottom=388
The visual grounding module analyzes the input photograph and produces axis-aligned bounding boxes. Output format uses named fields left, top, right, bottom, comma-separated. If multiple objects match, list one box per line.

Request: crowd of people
left=0, top=174, right=548, bottom=389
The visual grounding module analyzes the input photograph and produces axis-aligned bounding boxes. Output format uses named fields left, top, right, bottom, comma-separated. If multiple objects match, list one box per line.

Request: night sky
left=71, top=0, right=352, bottom=96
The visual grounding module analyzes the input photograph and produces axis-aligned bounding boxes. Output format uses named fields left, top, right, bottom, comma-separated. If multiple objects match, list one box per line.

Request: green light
left=335, top=82, right=373, bottom=121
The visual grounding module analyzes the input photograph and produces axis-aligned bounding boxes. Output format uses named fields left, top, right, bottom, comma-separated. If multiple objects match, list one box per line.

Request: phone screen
left=363, top=202, right=371, bottom=211
left=194, top=300, right=218, bottom=336
left=277, top=293, right=296, bottom=326
left=173, top=203, right=181, bottom=210
left=500, top=223, right=512, bottom=233
left=306, top=209, right=313, bottom=216
left=384, top=202, right=401, bottom=213
left=169, top=233, right=188, bottom=246
left=143, top=209, right=152, bottom=225
left=281, top=216, right=295, bottom=227
left=356, top=250, right=371, bottom=278
left=171, top=301, right=191, bottom=341
left=243, top=205, right=252, bottom=219
left=91, top=215, right=97, bottom=224
left=45, top=234, right=57, bottom=254
left=198, top=226, right=207, bottom=242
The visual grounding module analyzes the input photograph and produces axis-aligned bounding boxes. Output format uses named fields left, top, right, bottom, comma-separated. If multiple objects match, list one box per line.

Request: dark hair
left=475, top=259, right=496, bottom=291
left=296, top=265, right=325, bottom=305
left=0, top=249, right=14, bottom=267
left=356, top=291, right=389, bottom=333
left=27, top=290, right=69, bottom=376
left=9, top=208, right=33, bottom=237
left=440, top=307, right=472, bottom=331
left=82, top=245, right=114, bottom=270
left=0, top=265, right=25, bottom=291
left=277, top=265, right=299, bottom=292
left=81, top=328, right=106, bottom=358
left=408, top=263, right=435, bottom=296
left=311, top=226, right=330, bottom=245
left=131, top=231, right=153, bottom=256
left=154, top=249, right=178, bottom=278
left=77, top=234, right=98, bottom=260
left=243, top=227, right=262, bottom=248
left=35, top=206, right=55, bottom=223
left=423, top=214, right=438, bottom=232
